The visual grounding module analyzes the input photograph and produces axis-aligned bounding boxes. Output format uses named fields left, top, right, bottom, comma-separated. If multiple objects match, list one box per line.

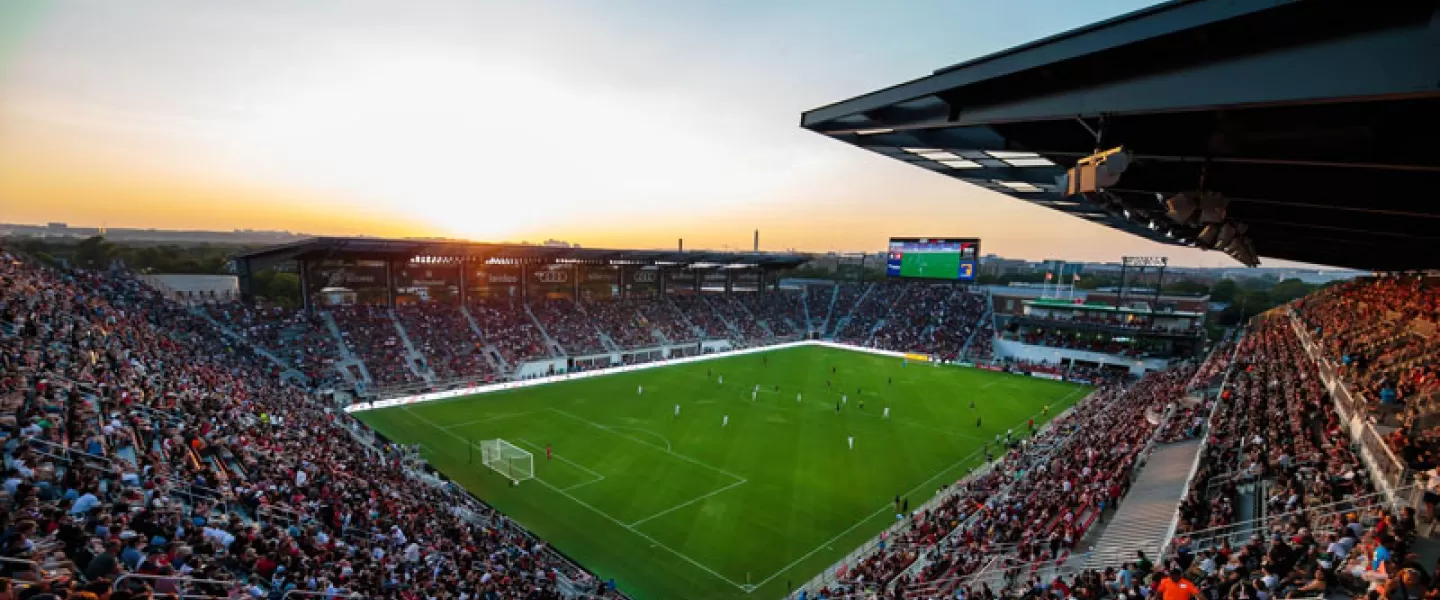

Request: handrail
left=113, top=573, right=241, bottom=599
left=281, top=589, right=362, bottom=600
left=0, top=557, right=44, bottom=584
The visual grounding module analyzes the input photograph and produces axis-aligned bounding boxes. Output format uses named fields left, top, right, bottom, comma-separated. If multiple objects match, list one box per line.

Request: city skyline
left=0, top=0, right=1327, bottom=268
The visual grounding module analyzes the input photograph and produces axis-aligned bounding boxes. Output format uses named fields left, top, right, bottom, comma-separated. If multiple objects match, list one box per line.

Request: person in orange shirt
left=1154, top=569, right=1201, bottom=600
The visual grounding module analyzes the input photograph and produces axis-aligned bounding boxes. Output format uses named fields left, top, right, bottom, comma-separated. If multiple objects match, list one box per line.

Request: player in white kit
left=722, top=414, right=729, bottom=427
left=751, top=390, right=757, bottom=401
left=848, top=436, right=854, bottom=450
left=718, top=375, right=724, bottom=384
left=796, top=393, right=802, bottom=403
left=842, top=395, right=848, bottom=406
left=638, top=385, right=643, bottom=395
left=674, top=404, right=680, bottom=418
left=883, top=406, right=891, bottom=419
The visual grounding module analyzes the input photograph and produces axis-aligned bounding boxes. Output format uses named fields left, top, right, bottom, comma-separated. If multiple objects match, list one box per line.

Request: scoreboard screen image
left=886, top=238, right=980, bottom=281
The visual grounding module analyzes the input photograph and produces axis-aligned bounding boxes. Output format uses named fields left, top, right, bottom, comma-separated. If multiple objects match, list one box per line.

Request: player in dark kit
left=976, top=416, right=982, bottom=427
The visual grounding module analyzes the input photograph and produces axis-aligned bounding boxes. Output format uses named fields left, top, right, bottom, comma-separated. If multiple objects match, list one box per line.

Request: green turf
left=357, top=346, right=1088, bottom=600
left=900, top=251, right=961, bottom=279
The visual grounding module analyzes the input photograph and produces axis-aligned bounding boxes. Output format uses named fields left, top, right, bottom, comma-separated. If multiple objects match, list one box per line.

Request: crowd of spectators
left=468, top=298, right=552, bottom=366
left=635, top=300, right=698, bottom=345
left=806, top=287, right=836, bottom=332
left=529, top=298, right=606, bottom=356
left=0, top=249, right=603, bottom=600
left=703, top=296, right=769, bottom=346
left=204, top=304, right=341, bottom=387
left=1296, top=276, right=1440, bottom=467
left=1145, top=314, right=1412, bottom=600
left=394, top=303, right=494, bottom=384
left=668, top=296, right=730, bottom=340
left=742, top=292, right=806, bottom=337
left=828, top=284, right=870, bottom=337
left=868, top=286, right=988, bottom=362
left=835, top=285, right=905, bottom=343
left=579, top=299, right=660, bottom=350
left=330, top=305, right=421, bottom=388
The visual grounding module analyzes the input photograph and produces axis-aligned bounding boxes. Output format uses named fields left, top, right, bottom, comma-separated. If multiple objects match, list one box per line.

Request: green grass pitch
left=357, top=345, right=1089, bottom=600
left=900, top=251, right=961, bottom=279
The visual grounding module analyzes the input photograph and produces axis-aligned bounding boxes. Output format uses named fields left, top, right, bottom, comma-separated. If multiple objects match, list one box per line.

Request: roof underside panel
left=801, top=0, right=1440, bottom=271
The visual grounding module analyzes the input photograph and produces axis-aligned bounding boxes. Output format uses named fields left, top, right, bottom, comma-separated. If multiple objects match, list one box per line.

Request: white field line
left=547, top=407, right=746, bottom=483
left=400, top=406, right=746, bottom=590
left=441, top=411, right=537, bottom=430
left=513, top=438, right=606, bottom=491
left=628, top=478, right=749, bottom=528
left=605, top=425, right=674, bottom=452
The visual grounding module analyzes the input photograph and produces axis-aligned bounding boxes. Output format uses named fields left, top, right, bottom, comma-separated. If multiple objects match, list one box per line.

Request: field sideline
left=358, top=346, right=1089, bottom=600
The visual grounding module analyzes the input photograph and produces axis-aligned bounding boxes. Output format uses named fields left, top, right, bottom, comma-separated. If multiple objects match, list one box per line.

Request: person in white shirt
left=722, top=415, right=729, bottom=427
left=883, top=406, right=890, bottom=419
left=638, top=385, right=644, bottom=395
left=848, top=436, right=854, bottom=450
left=674, top=404, right=680, bottom=418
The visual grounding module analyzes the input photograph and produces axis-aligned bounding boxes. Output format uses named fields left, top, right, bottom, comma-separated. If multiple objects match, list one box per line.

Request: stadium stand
left=468, top=297, right=552, bottom=365
left=580, top=298, right=661, bottom=350
left=530, top=298, right=607, bottom=356
left=331, top=304, right=422, bottom=388
left=0, top=249, right=602, bottom=599
left=394, top=302, right=495, bottom=384
left=741, top=291, right=806, bottom=338
left=669, top=295, right=730, bottom=340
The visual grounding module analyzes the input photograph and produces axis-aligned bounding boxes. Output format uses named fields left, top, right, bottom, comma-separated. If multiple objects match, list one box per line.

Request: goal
left=480, top=439, right=534, bottom=483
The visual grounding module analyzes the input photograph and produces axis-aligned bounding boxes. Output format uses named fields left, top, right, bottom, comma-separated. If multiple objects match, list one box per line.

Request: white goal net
left=480, top=439, right=534, bottom=482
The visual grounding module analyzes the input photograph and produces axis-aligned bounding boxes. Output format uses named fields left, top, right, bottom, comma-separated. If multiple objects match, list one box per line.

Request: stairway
left=831, top=283, right=874, bottom=338
left=387, top=309, right=437, bottom=384
left=800, top=288, right=813, bottom=335
left=865, top=284, right=912, bottom=346
left=704, top=296, right=746, bottom=341
left=319, top=310, right=372, bottom=387
left=1082, top=439, right=1203, bottom=566
left=735, top=298, right=775, bottom=339
left=960, top=289, right=992, bottom=359
left=821, top=286, right=839, bottom=334
left=193, top=308, right=305, bottom=382
left=667, top=297, right=707, bottom=340
left=458, top=306, right=507, bottom=374
left=523, top=304, right=567, bottom=357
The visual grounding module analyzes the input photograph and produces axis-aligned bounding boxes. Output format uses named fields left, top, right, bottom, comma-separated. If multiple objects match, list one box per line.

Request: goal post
left=480, top=439, right=534, bottom=483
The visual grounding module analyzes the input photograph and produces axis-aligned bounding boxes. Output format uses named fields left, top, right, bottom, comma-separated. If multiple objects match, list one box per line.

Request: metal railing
left=113, top=574, right=240, bottom=599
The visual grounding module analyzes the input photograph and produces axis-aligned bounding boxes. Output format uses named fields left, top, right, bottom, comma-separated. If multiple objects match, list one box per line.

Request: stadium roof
left=801, top=0, right=1440, bottom=271
left=232, top=237, right=810, bottom=272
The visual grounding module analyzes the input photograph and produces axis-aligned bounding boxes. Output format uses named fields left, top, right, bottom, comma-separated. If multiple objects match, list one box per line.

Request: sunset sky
left=0, top=0, right=1298, bottom=267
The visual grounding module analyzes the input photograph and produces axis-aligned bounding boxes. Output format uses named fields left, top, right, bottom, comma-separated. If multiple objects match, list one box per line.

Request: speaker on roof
left=1061, top=147, right=1130, bottom=196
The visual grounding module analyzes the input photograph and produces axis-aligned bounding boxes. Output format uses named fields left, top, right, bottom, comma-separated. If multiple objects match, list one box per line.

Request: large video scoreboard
left=886, top=238, right=980, bottom=282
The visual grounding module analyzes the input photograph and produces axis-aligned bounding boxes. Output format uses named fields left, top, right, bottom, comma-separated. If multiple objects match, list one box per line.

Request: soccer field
left=357, top=346, right=1088, bottom=600
left=900, top=251, right=961, bottom=279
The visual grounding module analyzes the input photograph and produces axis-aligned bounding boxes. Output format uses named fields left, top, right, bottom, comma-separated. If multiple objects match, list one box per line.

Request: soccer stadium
left=3, top=1, right=1440, bottom=600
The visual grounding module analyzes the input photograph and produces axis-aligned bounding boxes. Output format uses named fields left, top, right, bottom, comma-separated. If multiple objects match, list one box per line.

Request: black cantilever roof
left=801, top=0, right=1440, bottom=271
left=232, top=237, right=810, bottom=273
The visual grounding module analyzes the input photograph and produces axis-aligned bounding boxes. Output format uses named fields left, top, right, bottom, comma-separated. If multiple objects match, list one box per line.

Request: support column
left=520, top=264, right=530, bottom=302
left=384, top=261, right=397, bottom=309
left=573, top=264, right=581, bottom=301
left=296, top=260, right=311, bottom=313
left=457, top=260, right=468, bottom=306
left=724, top=271, right=733, bottom=294
left=618, top=265, right=627, bottom=299
left=694, top=270, right=702, bottom=295
left=659, top=269, right=668, bottom=296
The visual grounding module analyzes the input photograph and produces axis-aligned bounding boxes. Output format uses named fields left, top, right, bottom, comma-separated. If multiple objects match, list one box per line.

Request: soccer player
left=832, top=366, right=836, bottom=374
left=1043, top=404, right=1049, bottom=416
left=888, top=376, right=892, bottom=385
left=976, top=416, right=982, bottom=428
left=638, top=385, right=644, bottom=395
left=547, top=445, right=553, bottom=461
left=835, top=402, right=840, bottom=413
left=883, top=406, right=890, bottom=419
left=847, top=436, right=854, bottom=450
left=842, top=394, right=847, bottom=406
left=753, top=384, right=759, bottom=393
left=796, top=392, right=802, bottom=403
left=751, top=390, right=757, bottom=401
left=970, top=399, right=975, bottom=409
left=718, top=375, right=724, bottom=384
left=859, top=399, right=865, bottom=410
left=722, top=414, right=729, bottom=427
left=674, top=404, right=680, bottom=418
